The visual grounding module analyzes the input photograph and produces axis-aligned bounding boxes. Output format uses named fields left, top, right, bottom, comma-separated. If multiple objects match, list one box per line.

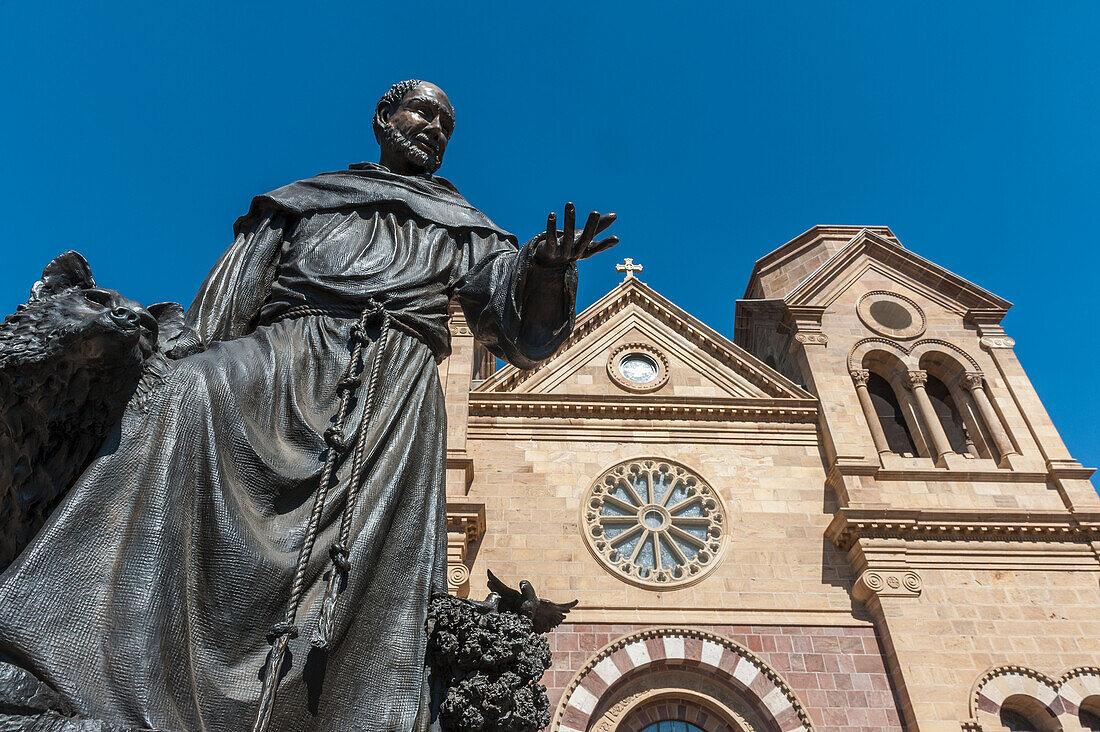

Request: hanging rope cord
left=251, top=300, right=392, bottom=732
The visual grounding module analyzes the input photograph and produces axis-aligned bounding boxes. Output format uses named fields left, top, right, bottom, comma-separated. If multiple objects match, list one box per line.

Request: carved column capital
left=853, top=569, right=923, bottom=602
left=906, top=370, right=928, bottom=389
left=850, top=368, right=871, bottom=387
left=962, top=371, right=985, bottom=392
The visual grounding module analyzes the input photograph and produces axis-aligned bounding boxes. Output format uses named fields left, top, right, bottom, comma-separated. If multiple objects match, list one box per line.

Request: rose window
left=582, top=459, right=726, bottom=589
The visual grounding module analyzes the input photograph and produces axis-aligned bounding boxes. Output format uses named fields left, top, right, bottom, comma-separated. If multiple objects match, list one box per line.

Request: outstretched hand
left=532, top=203, right=618, bottom=268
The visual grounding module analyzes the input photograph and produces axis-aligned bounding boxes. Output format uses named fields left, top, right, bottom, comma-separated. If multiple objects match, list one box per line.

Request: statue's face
left=378, top=82, right=454, bottom=174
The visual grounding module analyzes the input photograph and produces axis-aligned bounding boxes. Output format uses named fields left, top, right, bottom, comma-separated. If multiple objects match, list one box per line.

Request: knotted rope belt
left=251, top=299, right=391, bottom=732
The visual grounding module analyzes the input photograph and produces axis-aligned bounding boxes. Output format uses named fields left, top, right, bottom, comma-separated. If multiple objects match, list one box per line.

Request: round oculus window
left=606, top=343, right=670, bottom=393
left=619, top=353, right=659, bottom=384
left=868, top=299, right=913, bottom=330
left=856, top=291, right=926, bottom=339
left=581, top=458, right=727, bottom=589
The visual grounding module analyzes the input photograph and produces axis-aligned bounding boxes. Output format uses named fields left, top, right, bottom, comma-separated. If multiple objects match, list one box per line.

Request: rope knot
left=329, top=542, right=351, bottom=571
left=323, top=426, right=350, bottom=453
left=336, top=372, right=362, bottom=394
left=266, top=621, right=299, bottom=644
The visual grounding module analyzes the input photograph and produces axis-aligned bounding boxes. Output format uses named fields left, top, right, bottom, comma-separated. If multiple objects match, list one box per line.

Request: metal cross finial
left=616, top=258, right=643, bottom=281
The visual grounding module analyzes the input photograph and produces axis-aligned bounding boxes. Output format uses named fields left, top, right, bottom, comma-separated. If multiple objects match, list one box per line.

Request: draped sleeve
left=452, top=231, right=577, bottom=370
left=184, top=213, right=289, bottom=344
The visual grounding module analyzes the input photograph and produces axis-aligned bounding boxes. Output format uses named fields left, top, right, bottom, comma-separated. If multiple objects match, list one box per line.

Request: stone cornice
left=743, top=225, right=900, bottom=299
left=826, top=507, right=1100, bottom=551
left=468, top=393, right=819, bottom=423
left=476, top=278, right=810, bottom=399
left=784, top=229, right=1012, bottom=312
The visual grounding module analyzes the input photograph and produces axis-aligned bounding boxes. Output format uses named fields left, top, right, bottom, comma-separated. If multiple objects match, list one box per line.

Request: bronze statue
left=0, top=80, right=616, bottom=731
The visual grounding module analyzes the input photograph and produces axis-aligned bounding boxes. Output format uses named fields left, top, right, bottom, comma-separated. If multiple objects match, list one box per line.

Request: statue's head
left=373, top=79, right=455, bottom=175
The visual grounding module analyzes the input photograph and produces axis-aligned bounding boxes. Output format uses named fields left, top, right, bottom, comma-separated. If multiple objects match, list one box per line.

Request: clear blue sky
left=2, top=3, right=1098, bottom=470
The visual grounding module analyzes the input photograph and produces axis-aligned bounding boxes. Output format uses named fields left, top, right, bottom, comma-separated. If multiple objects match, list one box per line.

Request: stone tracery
left=581, top=459, right=726, bottom=589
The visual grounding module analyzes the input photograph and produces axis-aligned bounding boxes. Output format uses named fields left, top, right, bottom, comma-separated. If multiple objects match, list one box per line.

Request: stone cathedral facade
left=438, top=226, right=1100, bottom=732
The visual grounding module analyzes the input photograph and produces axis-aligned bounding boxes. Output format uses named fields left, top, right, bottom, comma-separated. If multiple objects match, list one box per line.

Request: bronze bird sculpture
left=479, top=569, right=578, bottom=633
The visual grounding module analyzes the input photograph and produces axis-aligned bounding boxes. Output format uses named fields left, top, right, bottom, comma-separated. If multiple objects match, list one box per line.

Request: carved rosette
left=581, top=459, right=726, bottom=590
left=980, top=335, right=1015, bottom=350
left=853, top=569, right=922, bottom=601
left=793, top=332, right=828, bottom=346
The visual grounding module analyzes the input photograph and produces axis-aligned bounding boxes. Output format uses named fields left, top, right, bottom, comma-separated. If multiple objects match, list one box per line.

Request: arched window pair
left=851, top=363, right=1018, bottom=464
left=994, top=692, right=1100, bottom=730
left=970, top=666, right=1100, bottom=731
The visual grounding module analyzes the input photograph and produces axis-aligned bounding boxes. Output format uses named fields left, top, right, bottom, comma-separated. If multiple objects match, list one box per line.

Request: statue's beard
left=381, top=125, right=441, bottom=174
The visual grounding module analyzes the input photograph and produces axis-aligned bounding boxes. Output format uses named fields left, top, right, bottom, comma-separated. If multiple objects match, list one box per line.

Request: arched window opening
left=640, top=723, right=707, bottom=732
left=998, top=695, right=1060, bottom=732
left=1081, top=697, right=1100, bottom=731
left=999, top=708, right=1036, bottom=731
left=925, top=374, right=971, bottom=455
left=867, top=372, right=917, bottom=456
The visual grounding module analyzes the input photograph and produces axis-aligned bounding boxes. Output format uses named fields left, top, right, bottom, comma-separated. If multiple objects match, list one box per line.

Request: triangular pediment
left=476, top=278, right=812, bottom=401
left=784, top=228, right=1012, bottom=315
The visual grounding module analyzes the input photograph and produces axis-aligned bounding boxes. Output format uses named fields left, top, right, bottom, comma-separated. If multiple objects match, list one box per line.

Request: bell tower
left=735, top=226, right=1100, bottom=731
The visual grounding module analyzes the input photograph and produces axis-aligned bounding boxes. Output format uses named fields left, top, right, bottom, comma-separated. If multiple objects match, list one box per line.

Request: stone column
left=851, top=369, right=891, bottom=454
left=443, top=302, right=475, bottom=496
left=962, top=372, right=1018, bottom=461
left=906, top=370, right=953, bottom=462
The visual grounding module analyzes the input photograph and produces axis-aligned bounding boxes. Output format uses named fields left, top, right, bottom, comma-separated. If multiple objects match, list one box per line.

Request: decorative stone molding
left=606, top=678, right=765, bottom=732
left=477, top=280, right=808, bottom=399
left=468, top=393, right=819, bottom=423
left=445, top=501, right=486, bottom=597
left=793, top=332, right=828, bottom=346
left=857, top=290, right=927, bottom=339
left=964, top=665, right=1100, bottom=730
left=849, top=368, right=870, bottom=387
left=447, top=304, right=473, bottom=337
left=980, top=335, right=1016, bottom=350
left=606, top=342, right=670, bottom=393
left=1057, top=666, right=1100, bottom=718
left=553, top=627, right=815, bottom=732
left=581, top=459, right=727, bottom=590
left=853, top=569, right=922, bottom=601
left=846, top=337, right=982, bottom=373
left=826, top=507, right=1100, bottom=551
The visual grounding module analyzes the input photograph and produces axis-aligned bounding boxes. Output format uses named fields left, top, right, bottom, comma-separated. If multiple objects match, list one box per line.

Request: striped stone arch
left=1055, top=666, right=1100, bottom=726
left=552, top=627, right=815, bottom=732
left=972, top=664, right=1064, bottom=726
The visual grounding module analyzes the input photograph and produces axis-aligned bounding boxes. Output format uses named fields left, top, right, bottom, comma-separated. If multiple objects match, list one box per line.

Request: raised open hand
left=532, top=203, right=618, bottom=268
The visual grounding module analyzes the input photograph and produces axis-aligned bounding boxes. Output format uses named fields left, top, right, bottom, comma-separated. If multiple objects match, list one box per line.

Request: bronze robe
left=0, top=164, right=575, bottom=731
